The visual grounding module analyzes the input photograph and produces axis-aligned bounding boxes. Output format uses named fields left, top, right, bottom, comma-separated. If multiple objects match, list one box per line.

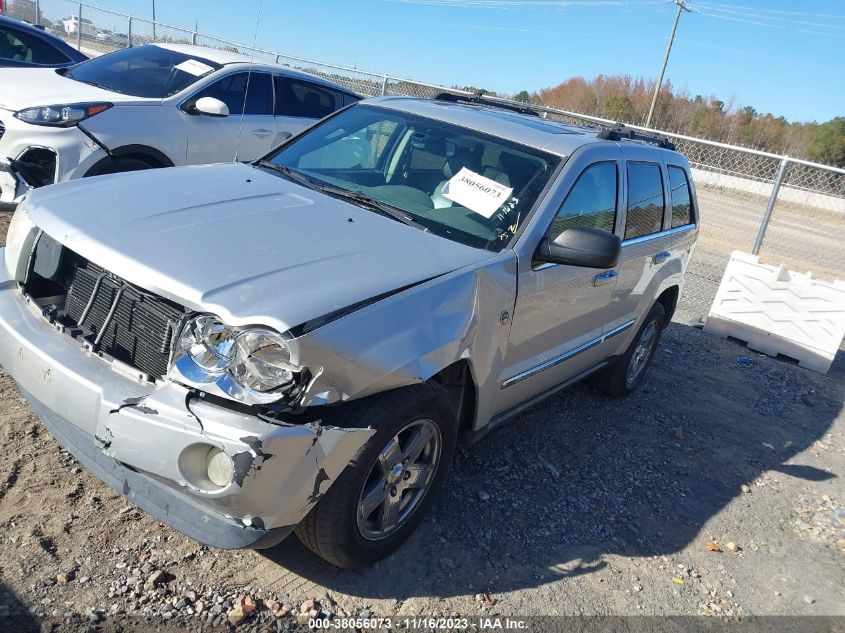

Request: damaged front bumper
left=0, top=111, right=105, bottom=205
left=0, top=252, right=374, bottom=549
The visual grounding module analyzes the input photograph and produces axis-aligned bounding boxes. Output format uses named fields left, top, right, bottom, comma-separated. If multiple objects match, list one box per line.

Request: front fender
left=294, top=254, right=517, bottom=428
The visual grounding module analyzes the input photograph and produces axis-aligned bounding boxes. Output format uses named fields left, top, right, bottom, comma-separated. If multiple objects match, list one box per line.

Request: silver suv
left=0, top=94, right=698, bottom=568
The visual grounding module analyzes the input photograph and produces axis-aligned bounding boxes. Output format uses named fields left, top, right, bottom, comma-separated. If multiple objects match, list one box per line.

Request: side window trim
left=622, top=160, right=666, bottom=244
left=667, top=163, right=696, bottom=227
left=545, top=160, right=620, bottom=239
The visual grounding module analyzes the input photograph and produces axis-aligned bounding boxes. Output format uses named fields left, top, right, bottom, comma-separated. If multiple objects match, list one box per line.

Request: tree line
left=463, top=75, right=844, bottom=168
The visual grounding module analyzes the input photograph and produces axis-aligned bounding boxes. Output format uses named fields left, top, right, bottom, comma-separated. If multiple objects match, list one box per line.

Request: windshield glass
left=65, top=45, right=221, bottom=98
left=262, top=104, right=560, bottom=252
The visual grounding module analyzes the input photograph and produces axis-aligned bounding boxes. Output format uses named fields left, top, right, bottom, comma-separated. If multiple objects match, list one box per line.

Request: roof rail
left=433, top=91, right=540, bottom=117
left=596, top=125, right=676, bottom=150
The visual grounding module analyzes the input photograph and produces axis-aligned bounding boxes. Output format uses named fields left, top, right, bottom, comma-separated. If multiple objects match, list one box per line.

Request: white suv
left=0, top=43, right=359, bottom=205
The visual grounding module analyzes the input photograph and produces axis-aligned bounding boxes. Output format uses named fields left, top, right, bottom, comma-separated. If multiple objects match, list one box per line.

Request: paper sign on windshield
left=175, top=59, right=215, bottom=77
left=441, top=167, right=513, bottom=218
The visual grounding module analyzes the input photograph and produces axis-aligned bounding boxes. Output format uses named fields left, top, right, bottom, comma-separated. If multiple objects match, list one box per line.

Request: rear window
left=668, top=165, right=693, bottom=227
left=65, top=45, right=221, bottom=98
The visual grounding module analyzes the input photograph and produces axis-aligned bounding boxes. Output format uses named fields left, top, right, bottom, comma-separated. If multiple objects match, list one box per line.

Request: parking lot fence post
left=380, top=75, right=389, bottom=96
left=76, top=3, right=82, bottom=51
left=752, top=155, right=790, bottom=256
left=127, top=16, right=132, bottom=47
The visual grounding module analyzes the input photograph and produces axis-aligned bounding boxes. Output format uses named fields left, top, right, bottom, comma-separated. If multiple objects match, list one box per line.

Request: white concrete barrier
left=704, top=251, right=845, bottom=374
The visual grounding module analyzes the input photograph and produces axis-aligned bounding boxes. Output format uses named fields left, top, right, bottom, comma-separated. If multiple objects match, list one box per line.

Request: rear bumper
left=0, top=247, right=374, bottom=548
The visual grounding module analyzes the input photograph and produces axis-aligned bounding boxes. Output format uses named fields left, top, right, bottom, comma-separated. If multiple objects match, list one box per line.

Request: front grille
left=61, top=259, right=185, bottom=379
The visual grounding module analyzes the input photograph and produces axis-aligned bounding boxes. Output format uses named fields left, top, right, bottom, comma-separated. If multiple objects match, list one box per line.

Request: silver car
left=0, top=95, right=698, bottom=568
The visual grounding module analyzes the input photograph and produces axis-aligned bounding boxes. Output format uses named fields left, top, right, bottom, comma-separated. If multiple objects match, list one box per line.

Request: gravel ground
left=0, top=209, right=843, bottom=631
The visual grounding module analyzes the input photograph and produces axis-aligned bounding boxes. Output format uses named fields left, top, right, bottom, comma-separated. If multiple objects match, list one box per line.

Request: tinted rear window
left=668, top=165, right=693, bottom=227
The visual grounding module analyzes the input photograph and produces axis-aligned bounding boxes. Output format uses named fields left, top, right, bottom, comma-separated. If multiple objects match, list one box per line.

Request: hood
left=0, top=67, right=145, bottom=112
left=25, top=163, right=494, bottom=332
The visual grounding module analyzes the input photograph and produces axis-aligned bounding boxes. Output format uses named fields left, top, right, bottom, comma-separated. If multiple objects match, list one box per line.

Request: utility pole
left=645, top=0, right=692, bottom=128
left=152, top=0, right=156, bottom=40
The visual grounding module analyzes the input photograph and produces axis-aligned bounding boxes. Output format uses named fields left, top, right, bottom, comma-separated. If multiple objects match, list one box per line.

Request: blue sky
left=76, top=0, right=843, bottom=123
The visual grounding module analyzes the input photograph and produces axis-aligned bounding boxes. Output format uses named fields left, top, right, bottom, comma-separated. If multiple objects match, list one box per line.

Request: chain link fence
left=7, top=0, right=845, bottom=323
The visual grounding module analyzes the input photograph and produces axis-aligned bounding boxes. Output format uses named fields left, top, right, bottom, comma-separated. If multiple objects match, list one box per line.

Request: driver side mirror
left=193, top=97, right=229, bottom=118
left=534, top=227, right=621, bottom=269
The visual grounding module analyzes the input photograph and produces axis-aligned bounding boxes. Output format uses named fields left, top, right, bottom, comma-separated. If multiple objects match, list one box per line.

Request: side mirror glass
left=193, top=97, right=229, bottom=118
left=535, top=226, right=621, bottom=269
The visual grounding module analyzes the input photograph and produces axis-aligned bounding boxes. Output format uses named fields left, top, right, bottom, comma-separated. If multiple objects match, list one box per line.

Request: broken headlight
left=172, top=315, right=300, bottom=405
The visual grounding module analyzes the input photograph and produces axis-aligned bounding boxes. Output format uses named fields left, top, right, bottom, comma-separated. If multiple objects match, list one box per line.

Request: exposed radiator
left=62, top=259, right=185, bottom=379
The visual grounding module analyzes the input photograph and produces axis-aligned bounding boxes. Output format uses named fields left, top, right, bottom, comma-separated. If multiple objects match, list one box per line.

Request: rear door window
left=625, top=162, right=665, bottom=240
left=668, top=165, right=693, bottom=227
left=275, top=76, right=340, bottom=118
left=549, top=162, right=618, bottom=239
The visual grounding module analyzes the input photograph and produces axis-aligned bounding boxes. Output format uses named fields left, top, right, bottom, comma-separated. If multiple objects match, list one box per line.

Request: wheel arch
left=430, top=359, right=478, bottom=444
left=84, top=144, right=175, bottom=176
left=655, top=285, right=680, bottom=324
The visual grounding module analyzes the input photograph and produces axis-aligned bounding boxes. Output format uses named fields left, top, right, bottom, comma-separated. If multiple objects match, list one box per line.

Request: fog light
left=206, top=448, right=234, bottom=488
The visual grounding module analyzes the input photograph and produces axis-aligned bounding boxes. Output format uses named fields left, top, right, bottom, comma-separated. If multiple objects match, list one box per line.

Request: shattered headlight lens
left=172, top=315, right=300, bottom=405
left=178, top=315, right=237, bottom=374
left=230, top=329, right=295, bottom=395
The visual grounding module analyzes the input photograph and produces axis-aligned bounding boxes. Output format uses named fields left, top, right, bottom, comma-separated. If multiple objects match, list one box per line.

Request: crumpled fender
left=294, top=255, right=517, bottom=428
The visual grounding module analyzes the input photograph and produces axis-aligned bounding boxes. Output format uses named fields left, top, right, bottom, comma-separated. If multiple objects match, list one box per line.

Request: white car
left=0, top=43, right=360, bottom=205
left=61, top=15, right=96, bottom=38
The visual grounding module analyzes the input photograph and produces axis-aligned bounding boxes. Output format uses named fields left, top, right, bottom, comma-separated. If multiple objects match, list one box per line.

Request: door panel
left=494, top=144, right=624, bottom=416
left=605, top=148, right=674, bottom=348
left=184, top=72, right=276, bottom=164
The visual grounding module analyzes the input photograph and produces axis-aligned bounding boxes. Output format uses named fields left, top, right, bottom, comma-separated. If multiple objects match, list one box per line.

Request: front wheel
left=590, top=302, right=666, bottom=397
left=295, top=382, right=457, bottom=569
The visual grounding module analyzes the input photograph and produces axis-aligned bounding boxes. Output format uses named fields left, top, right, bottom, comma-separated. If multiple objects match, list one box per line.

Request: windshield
left=262, top=104, right=560, bottom=252
left=64, top=45, right=221, bottom=98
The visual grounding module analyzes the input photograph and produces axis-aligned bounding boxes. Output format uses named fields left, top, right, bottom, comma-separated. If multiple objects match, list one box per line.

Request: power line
left=693, top=1, right=845, bottom=20
left=645, top=0, right=692, bottom=127
left=695, top=3, right=845, bottom=32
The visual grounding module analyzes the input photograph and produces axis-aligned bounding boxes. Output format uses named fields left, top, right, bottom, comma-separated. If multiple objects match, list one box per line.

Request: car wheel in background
left=590, top=301, right=666, bottom=398
left=85, top=157, right=157, bottom=177
left=295, top=382, right=458, bottom=569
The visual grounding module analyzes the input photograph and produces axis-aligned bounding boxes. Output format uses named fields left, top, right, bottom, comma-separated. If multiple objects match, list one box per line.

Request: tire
left=85, top=157, right=156, bottom=177
left=590, top=302, right=666, bottom=397
left=295, top=382, right=458, bottom=569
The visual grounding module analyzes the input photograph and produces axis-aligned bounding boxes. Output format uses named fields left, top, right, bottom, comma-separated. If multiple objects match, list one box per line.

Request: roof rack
left=433, top=91, right=540, bottom=117
left=596, top=125, right=676, bottom=150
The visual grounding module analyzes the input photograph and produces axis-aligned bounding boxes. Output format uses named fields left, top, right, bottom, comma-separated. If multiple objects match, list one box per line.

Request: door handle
left=653, top=251, right=671, bottom=264
left=593, top=270, right=618, bottom=287
left=252, top=129, right=273, bottom=137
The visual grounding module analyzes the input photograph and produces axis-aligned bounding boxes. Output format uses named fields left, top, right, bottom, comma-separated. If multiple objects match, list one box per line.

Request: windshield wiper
left=257, top=161, right=316, bottom=187
left=258, top=163, right=423, bottom=229
left=71, top=78, right=125, bottom=94
left=312, top=184, right=423, bottom=229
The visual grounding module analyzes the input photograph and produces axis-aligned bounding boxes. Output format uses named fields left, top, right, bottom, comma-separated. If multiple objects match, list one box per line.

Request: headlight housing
left=172, top=315, right=301, bottom=405
left=15, top=102, right=112, bottom=127
left=4, top=202, right=38, bottom=282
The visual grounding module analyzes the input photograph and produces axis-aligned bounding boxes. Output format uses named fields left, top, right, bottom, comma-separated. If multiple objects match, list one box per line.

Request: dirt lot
left=0, top=208, right=843, bottom=631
